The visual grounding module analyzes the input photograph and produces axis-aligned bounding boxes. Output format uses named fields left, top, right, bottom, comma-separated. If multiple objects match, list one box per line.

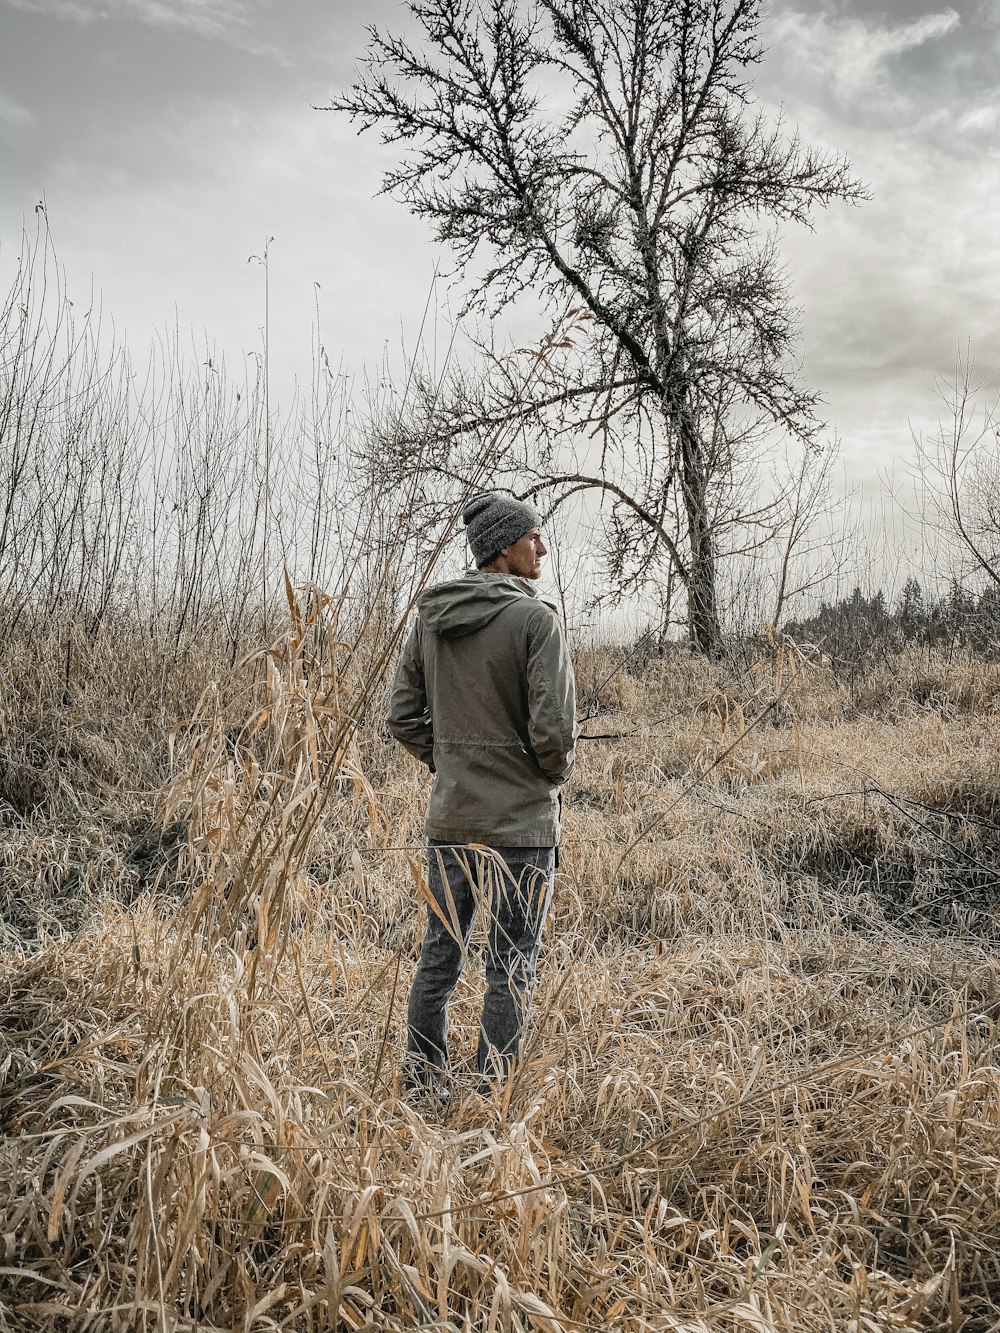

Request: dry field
left=1, top=607, right=998, bottom=1333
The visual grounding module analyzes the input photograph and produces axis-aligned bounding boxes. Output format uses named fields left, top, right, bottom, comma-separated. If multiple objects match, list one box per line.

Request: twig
left=614, top=694, right=782, bottom=871
left=807, top=784, right=999, bottom=879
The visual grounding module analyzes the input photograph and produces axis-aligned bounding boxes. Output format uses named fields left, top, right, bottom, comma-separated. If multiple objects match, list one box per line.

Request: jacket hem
left=424, top=823, right=558, bottom=849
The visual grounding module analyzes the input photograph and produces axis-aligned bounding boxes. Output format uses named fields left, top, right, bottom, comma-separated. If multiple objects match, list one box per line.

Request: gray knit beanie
left=463, top=492, right=541, bottom=568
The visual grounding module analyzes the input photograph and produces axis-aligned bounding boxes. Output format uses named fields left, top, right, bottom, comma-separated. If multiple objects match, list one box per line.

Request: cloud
left=7, top=0, right=284, bottom=59
left=957, top=94, right=1000, bottom=135
left=754, top=6, right=999, bottom=478
left=770, top=7, right=960, bottom=102
left=0, top=90, right=35, bottom=130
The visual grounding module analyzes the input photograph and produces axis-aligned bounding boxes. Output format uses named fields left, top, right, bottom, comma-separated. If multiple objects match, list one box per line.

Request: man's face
left=501, top=528, right=547, bottom=580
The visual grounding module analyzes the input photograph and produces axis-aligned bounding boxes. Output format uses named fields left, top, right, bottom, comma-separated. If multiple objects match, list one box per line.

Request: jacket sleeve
left=386, top=620, right=435, bottom=770
left=526, top=606, right=577, bottom=784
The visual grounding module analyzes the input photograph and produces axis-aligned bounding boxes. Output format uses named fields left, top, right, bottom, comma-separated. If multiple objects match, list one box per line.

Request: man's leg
left=405, top=841, right=478, bottom=1088
left=477, top=846, right=555, bottom=1083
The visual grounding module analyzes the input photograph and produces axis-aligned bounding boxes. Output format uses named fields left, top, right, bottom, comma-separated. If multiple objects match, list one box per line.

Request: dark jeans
left=406, top=841, right=555, bottom=1086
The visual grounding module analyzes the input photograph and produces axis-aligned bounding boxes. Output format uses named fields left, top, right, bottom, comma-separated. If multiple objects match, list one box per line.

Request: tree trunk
left=686, top=523, right=721, bottom=655
left=671, top=388, right=723, bottom=656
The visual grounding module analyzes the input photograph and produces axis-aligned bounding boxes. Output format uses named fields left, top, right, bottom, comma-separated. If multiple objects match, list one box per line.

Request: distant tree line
left=788, top=577, right=1000, bottom=663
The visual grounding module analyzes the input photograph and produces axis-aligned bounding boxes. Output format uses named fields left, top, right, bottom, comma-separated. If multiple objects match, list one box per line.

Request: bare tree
left=913, top=353, right=1000, bottom=592
left=330, top=0, right=866, bottom=652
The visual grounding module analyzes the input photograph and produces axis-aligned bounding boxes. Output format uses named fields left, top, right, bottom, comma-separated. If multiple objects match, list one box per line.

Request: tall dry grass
left=1, top=602, right=998, bottom=1332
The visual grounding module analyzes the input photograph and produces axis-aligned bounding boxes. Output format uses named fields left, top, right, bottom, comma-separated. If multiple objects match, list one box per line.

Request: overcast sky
left=1, top=0, right=998, bottom=500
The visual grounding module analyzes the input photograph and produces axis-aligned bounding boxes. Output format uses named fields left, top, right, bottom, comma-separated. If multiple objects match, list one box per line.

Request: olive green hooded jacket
left=387, top=571, right=577, bottom=847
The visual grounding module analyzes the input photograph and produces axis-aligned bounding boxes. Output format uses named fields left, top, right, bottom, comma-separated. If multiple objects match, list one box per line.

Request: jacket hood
left=417, top=571, right=543, bottom=637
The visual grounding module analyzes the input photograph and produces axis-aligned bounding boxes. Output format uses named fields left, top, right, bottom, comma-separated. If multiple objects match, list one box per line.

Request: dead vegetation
left=0, top=600, right=998, bottom=1333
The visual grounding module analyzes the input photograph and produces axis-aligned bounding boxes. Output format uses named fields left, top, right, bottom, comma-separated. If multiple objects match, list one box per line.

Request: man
left=387, top=492, right=577, bottom=1098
